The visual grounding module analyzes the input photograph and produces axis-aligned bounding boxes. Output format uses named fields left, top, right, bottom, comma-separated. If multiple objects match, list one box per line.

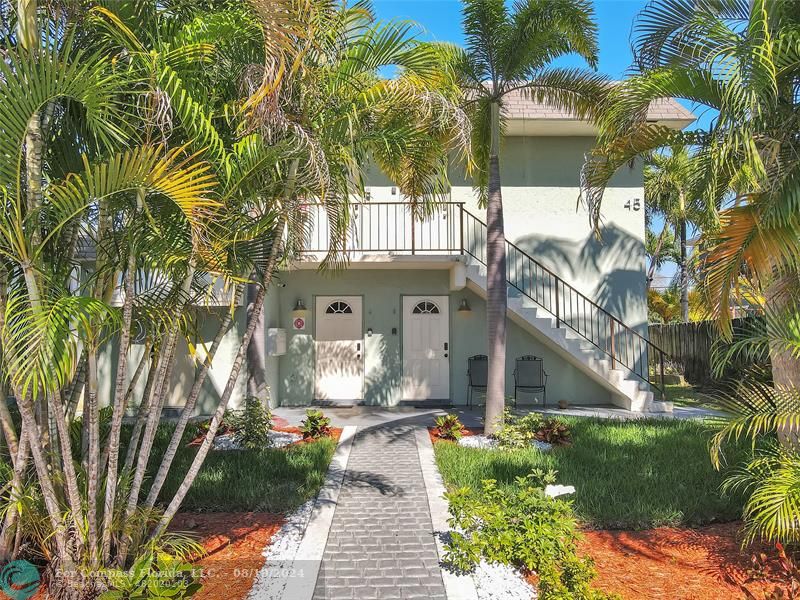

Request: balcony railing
left=300, top=202, right=464, bottom=255
left=298, top=201, right=666, bottom=400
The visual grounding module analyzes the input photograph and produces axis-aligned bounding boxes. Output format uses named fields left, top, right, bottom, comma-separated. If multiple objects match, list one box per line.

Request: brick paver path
left=313, top=425, right=446, bottom=599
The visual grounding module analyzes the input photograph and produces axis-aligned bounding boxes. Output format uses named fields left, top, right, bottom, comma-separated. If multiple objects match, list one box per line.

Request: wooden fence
left=648, top=316, right=766, bottom=384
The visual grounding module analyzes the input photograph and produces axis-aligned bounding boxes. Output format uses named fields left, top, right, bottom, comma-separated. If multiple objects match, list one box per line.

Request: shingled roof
left=501, top=89, right=695, bottom=124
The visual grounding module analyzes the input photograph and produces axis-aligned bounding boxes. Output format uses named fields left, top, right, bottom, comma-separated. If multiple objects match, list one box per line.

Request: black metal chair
left=513, top=355, right=547, bottom=407
left=466, top=354, right=488, bottom=407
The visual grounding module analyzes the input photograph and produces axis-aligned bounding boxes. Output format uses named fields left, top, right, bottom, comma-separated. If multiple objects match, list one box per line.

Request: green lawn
left=665, top=382, right=716, bottom=408
left=434, top=417, right=745, bottom=529
left=141, top=423, right=336, bottom=513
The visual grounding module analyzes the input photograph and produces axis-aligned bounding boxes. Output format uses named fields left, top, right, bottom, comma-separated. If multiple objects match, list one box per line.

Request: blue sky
left=374, top=0, right=647, bottom=78
left=374, top=0, right=692, bottom=285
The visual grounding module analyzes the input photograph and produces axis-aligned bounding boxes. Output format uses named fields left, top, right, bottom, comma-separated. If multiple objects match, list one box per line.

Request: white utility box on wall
left=266, top=328, right=287, bottom=356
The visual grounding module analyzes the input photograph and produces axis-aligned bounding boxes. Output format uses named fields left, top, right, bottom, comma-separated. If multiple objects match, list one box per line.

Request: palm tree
left=458, top=0, right=607, bottom=433
left=582, top=0, right=800, bottom=544
left=644, top=145, right=712, bottom=322
left=150, top=0, right=468, bottom=539
left=584, top=0, right=800, bottom=388
left=645, top=220, right=678, bottom=290
left=0, top=0, right=300, bottom=590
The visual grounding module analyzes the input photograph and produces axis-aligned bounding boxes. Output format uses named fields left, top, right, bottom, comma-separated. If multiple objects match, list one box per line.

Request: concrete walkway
left=312, top=424, right=447, bottom=600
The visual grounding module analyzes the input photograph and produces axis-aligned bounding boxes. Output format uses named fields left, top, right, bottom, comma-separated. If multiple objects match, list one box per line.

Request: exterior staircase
left=460, top=209, right=672, bottom=413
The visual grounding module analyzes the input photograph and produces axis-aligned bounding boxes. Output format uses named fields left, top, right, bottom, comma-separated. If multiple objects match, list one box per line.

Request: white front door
left=402, top=296, right=450, bottom=401
left=314, top=296, right=363, bottom=402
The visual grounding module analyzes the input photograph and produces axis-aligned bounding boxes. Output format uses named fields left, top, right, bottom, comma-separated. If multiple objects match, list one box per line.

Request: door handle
left=357, top=342, right=361, bottom=351
left=443, top=342, right=448, bottom=351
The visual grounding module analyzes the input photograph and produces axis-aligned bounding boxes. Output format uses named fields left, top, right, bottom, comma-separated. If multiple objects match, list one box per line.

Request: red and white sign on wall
left=293, top=316, right=306, bottom=331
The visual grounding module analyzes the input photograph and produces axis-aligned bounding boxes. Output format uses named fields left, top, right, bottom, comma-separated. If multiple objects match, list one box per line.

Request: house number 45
left=624, top=198, right=641, bottom=211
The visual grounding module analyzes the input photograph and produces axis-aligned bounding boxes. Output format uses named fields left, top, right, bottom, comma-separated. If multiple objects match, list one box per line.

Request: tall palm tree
left=583, top=0, right=800, bottom=393
left=150, top=0, right=468, bottom=540
left=582, top=0, right=800, bottom=544
left=0, top=0, right=299, bottom=590
left=645, top=145, right=712, bottom=322
left=458, top=0, right=607, bottom=433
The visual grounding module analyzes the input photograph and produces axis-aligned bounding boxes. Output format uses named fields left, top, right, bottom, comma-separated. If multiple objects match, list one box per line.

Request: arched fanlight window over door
left=326, top=301, right=353, bottom=314
left=412, top=300, right=440, bottom=315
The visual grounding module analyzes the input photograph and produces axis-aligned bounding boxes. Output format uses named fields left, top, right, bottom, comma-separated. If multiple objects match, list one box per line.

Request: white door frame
left=402, top=295, right=450, bottom=401
left=313, top=295, right=364, bottom=402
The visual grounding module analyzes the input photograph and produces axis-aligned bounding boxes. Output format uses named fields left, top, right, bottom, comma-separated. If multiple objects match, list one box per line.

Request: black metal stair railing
left=461, top=208, right=667, bottom=400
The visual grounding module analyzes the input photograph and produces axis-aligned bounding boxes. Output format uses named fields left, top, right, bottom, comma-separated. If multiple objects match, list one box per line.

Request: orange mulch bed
left=428, top=426, right=480, bottom=444
left=188, top=417, right=343, bottom=448
left=170, top=512, right=283, bottom=600
left=274, top=425, right=343, bottom=446
left=575, top=523, right=786, bottom=599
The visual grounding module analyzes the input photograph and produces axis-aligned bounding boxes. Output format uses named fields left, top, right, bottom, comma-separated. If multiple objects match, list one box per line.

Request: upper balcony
left=295, top=202, right=467, bottom=264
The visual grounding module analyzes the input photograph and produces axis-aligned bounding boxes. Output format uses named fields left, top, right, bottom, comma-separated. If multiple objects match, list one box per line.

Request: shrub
left=740, top=542, right=800, bottom=599
left=300, top=409, right=332, bottom=439
left=492, top=410, right=542, bottom=449
left=536, top=417, right=572, bottom=446
left=444, top=471, right=617, bottom=600
left=101, top=547, right=204, bottom=599
left=226, top=397, right=273, bottom=450
left=434, top=414, right=465, bottom=441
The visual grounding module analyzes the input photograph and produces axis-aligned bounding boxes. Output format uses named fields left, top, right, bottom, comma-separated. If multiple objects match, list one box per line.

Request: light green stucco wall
left=274, top=268, right=612, bottom=407
left=365, top=136, right=648, bottom=335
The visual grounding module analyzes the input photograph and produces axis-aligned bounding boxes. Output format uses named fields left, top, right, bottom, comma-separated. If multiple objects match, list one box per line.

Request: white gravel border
left=457, top=435, right=552, bottom=452
left=415, top=427, right=479, bottom=600
left=247, top=425, right=357, bottom=600
left=213, top=430, right=302, bottom=451
left=417, top=428, right=538, bottom=600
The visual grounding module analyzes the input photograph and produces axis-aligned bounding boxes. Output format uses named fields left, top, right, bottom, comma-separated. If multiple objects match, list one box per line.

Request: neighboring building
left=101, top=96, right=694, bottom=415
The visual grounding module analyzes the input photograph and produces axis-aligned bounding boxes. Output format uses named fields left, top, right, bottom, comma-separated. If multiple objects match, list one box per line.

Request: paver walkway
left=313, top=425, right=447, bottom=599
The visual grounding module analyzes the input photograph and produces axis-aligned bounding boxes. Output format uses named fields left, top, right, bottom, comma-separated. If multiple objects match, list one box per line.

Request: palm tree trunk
left=150, top=232, right=284, bottom=541
left=0, top=267, right=18, bottom=464
left=765, top=273, right=800, bottom=445
left=100, top=247, right=137, bottom=562
left=49, top=389, right=84, bottom=555
left=16, top=391, right=71, bottom=562
left=65, top=349, right=87, bottom=422
left=121, top=263, right=195, bottom=535
left=124, top=344, right=150, bottom=405
left=0, top=428, right=28, bottom=559
left=484, top=101, right=507, bottom=435
left=0, top=399, right=18, bottom=466
left=647, top=223, right=669, bottom=290
left=122, top=345, right=159, bottom=473
left=122, top=327, right=178, bottom=521
left=246, top=282, right=268, bottom=402
left=143, top=284, right=243, bottom=510
left=85, top=344, right=100, bottom=566
left=679, top=217, right=689, bottom=322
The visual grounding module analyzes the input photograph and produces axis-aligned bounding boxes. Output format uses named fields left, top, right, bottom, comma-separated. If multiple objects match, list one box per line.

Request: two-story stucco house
left=102, top=95, right=693, bottom=416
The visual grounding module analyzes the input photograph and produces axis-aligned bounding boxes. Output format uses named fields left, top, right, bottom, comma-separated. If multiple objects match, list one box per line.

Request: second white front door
left=402, top=295, right=450, bottom=401
left=315, top=296, right=363, bottom=402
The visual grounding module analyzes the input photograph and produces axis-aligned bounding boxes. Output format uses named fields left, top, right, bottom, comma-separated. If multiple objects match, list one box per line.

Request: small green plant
left=536, top=417, right=572, bottom=446
left=444, top=471, right=617, bottom=600
left=300, top=409, right=332, bottom=439
left=492, top=410, right=542, bottom=449
left=226, top=397, right=273, bottom=450
left=434, top=414, right=464, bottom=441
left=101, top=549, right=203, bottom=599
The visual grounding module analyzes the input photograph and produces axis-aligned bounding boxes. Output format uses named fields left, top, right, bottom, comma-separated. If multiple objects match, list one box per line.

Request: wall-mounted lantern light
left=292, top=299, right=308, bottom=317
left=457, top=298, right=472, bottom=313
